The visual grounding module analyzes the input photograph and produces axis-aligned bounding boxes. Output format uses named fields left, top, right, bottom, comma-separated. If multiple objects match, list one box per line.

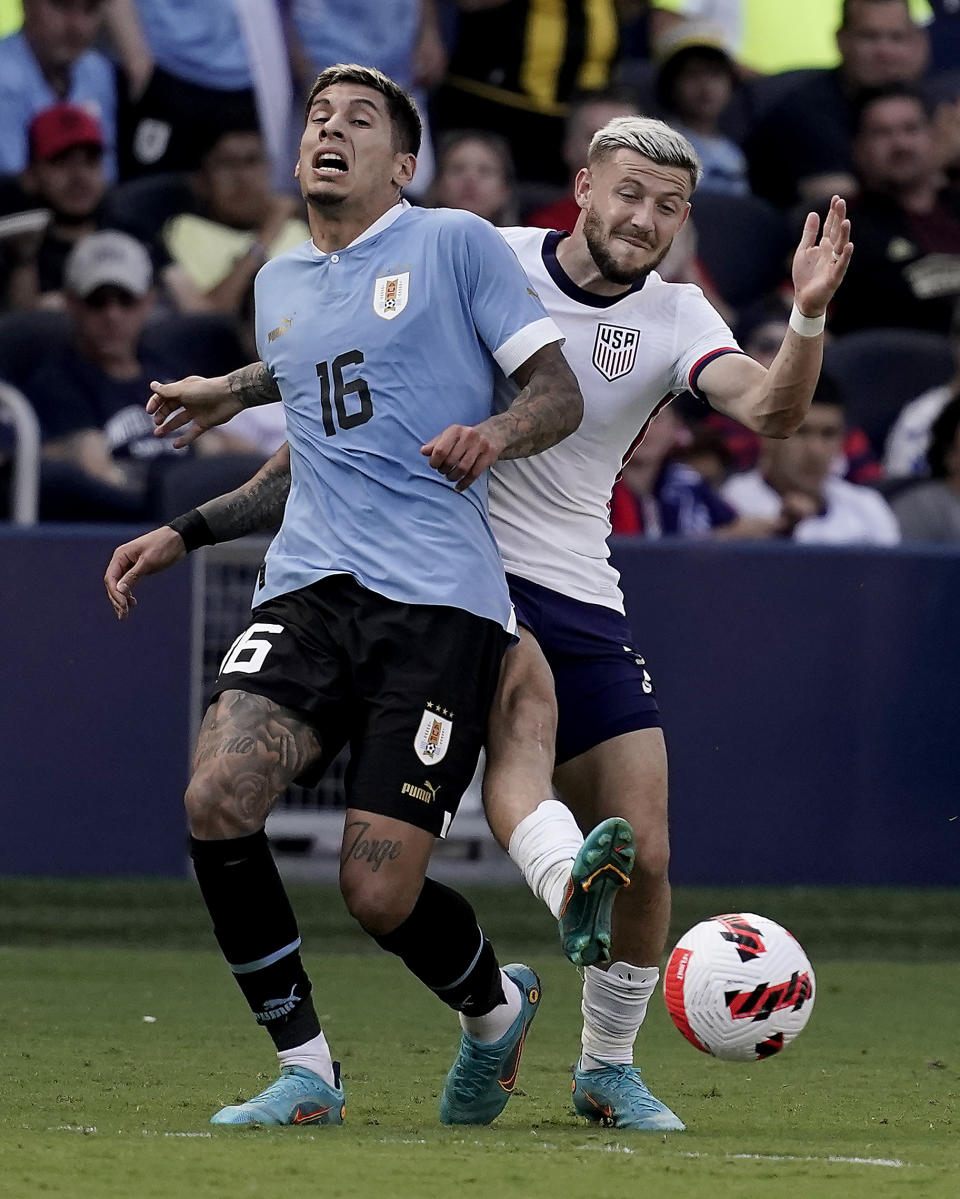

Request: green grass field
left=2, top=880, right=957, bottom=1199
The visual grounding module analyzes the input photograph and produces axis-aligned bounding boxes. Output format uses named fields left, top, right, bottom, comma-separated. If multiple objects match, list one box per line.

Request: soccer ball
left=663, top=912, right=815, bottom=1061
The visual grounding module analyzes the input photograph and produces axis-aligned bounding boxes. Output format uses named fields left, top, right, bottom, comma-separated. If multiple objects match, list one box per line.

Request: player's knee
left=184, top=769, right=262, bottom=839
left=632, top=826, right=671, bottom=883
left=339, top=869, right=415, bottom=937
left=492, top=668, right=557, bottom=749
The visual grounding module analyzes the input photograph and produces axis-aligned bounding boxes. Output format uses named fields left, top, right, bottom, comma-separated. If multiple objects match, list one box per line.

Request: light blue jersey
left=134, top=0, right=252, bottom=91
left=0, top=31, right=117, bottom=177
left=254, top=202, right=562, bottom=632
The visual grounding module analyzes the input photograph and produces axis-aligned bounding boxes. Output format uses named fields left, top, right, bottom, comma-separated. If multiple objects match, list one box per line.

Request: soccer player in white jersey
left=103, top=64, right=593, bottom=1129
left=107, top=114, right=853, bottom=1130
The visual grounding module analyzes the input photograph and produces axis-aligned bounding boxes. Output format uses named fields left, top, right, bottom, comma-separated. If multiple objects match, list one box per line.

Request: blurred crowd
left=1, top=0, right=959, bottom=543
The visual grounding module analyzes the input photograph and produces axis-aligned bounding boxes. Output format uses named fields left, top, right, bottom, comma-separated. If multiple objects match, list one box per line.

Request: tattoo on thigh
left=192, top=692, right=322, bottom=830
left=342, top=820, right=403, bottom=873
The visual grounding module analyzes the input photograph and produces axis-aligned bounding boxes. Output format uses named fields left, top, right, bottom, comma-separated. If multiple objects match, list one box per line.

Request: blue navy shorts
left=507, top=573, right=660, bottom=766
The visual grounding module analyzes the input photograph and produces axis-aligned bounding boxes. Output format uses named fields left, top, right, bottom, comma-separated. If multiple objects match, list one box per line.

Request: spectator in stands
left=528, top=90, right=640, bottom=230
left=884, top=298, right=960, bottom=474
left=610, top=406, right=776, bottom=538
left=432, top=0, right=621, bottom=186
left=649, top=0, right=933, bottom=76
left=828, top=85, right=960, bottom=335
left=1, top=102, right=107, bottom=310
left=159, top=128, right=307, bottom=330
left=0, top=0, right=116, bottom=178
left=24, top=231, right=252, bottom=520
left=891, top=392, right=960, bottom=538
left=653, top=25, right=750, bottom=195
left=429, top=130, right=518, bottom=226
left=104, top=0, right=263, bottom=179
left=746, top=0, right=930, bottom=208
left=722, top=374, right=901, bottom=543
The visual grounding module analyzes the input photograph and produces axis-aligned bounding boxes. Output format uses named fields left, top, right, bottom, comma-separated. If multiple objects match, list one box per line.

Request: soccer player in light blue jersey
left=110, top=105, right=854, bottom=1133
left=104, top=64, right=587, bottom=1129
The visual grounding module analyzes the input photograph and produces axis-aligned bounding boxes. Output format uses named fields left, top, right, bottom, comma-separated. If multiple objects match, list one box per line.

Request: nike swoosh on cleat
left=292, top=1105, right=332, bottom=1124
left=582, top=1091, right=613, bottom=1119
left=497, top=1027, right=527, bottom=1092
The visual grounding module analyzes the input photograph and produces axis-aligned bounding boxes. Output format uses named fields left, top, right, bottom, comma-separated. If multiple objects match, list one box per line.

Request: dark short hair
left=926, top=393, right=960, bottom=478
left=811, top=371, right=845, bottom=411
left=303, top=64, right=422, bottom=156
left=840, top=0, right=912, bottom=32
left=655, top=45, right=738, bottom=113
left=851, top=83, right=929, bottom=137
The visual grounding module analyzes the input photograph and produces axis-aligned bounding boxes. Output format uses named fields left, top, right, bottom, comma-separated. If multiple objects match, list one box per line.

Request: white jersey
left=490, top=227, right=741, bottom=612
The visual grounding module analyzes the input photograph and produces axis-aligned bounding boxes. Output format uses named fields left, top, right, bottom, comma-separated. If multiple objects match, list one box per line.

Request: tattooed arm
left=198, top=442, right=291, bottom=541
left=146, top=361, right=282, bottom=449
left=103, top=444, right=292, bottom=620
left=421, top=341, right=583, bottom=492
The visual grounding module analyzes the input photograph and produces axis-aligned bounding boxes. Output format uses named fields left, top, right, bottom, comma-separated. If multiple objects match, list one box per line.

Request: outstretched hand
left=791, top=195, right=853, bottom=317
left=146, top=375, right=243, bottom=448
left=104, top=527, right=186, bottom=620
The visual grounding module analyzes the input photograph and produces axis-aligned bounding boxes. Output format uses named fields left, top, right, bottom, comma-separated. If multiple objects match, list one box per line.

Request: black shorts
left=209, top=574, right=511, bottom=837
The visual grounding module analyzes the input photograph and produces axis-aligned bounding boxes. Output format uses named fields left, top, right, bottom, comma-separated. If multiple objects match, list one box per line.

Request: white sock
left=580, top=961, right=660, bottom=1070
left=460, top=970, right=522, bottom=1043
left=507, top=798, right=583, bottom=919
left=277, top=1030, right=336, bottom=1087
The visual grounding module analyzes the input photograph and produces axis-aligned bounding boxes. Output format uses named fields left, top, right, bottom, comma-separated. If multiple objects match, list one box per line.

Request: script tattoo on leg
left=342, top=820, right=403, bottom=873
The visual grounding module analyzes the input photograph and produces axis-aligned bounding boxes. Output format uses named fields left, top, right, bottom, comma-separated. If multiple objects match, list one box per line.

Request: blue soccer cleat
left=439, top=963, right=541, bottom=1125
left=210, top=1063, right=345, bottom=1126
left=572, top=1059, right=685, bottom=1131
left=558, top=817, right=635, bottom=967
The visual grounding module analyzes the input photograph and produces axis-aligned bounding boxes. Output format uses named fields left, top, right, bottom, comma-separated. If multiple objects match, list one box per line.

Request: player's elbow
left=558, top=382, right=584, bottom=440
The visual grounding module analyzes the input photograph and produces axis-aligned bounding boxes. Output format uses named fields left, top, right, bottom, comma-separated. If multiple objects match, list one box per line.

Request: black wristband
left=167, top=508, right=217, bottom=552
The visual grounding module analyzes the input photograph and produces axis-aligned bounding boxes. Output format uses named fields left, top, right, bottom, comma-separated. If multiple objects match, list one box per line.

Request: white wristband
left=789, top=303, right=825, bottom=338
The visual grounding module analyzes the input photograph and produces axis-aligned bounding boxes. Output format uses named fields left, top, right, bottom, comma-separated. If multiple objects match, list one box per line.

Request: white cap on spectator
left=65, top=231, right=153, bottom=299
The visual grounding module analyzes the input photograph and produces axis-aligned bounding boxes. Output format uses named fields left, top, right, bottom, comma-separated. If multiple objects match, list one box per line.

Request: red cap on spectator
left=29, top=104, right=104, bottom=163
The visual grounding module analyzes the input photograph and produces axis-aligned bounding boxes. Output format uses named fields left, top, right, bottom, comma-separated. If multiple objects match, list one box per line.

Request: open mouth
left=313, top=150, right=348, bottom=175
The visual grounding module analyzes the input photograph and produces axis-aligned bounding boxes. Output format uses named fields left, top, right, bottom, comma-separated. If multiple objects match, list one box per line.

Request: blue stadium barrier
left=611, top=539, right=960, bottom=887
left=0, top=526, right=194, bottom=877
left=0, top=529, right=957, bottom=884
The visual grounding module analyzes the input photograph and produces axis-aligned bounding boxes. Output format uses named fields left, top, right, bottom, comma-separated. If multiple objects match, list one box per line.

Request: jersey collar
left=311, top=199, right=411, bottom=257
left=541, top=230, right=647, bottom=308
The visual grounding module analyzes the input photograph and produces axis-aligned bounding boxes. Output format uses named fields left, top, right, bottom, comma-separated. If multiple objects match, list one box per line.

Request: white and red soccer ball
left=664, top=913, right=816, bottom=1062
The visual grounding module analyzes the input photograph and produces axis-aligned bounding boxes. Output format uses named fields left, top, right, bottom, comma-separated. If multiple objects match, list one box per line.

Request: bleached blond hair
left=588, top=116, right=702, bottom=191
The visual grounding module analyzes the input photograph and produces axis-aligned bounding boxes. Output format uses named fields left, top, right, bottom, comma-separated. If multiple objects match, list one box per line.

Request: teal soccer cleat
left=439, top=964, right=541, bottom=1125
left=210, top=1064, right=345, bottom=1126
left=558, top=817, right=635, bottom=967
left=572, top=1059, right=685, bottom=1131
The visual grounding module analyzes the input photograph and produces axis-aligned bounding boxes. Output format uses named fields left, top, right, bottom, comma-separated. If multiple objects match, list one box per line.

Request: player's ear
left=678, top=200, right=691, bottom=229
left=393, top=151, right=416, bottom=190
left=574, top=166, right=592, bottom=210
left=294, top=157, right=301, bottom=179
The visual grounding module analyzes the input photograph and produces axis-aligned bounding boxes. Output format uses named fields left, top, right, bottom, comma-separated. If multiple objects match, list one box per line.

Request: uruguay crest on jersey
left=373, top=270, right=410, bottom=320
left=414, top=704, right=453, bottom=765
left=592, top=323, right=641, bottom=381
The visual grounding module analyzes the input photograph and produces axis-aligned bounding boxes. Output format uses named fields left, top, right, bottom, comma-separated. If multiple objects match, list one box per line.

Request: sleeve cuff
left=493, top=316, right=565, bottom=378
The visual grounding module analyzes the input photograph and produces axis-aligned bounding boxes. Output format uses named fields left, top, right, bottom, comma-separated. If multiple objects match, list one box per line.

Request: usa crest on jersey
left=592, top=323, right=641, bottom=381
left=414, top=706, right=452, bottom=764
left=373, top=271, right=410, bottom=320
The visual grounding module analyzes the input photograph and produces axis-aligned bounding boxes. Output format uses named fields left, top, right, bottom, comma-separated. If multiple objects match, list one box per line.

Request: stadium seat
left=0, top=309, right=71, bottom=388
left=688, top=191, right=791, bottom=309
left=0, top=310, right=248, bottom=389
left=823, top=328, right=954, bottom=455
left=141, top=311, right=249, bottom=380
left=101, top=171, right=198, bottom=244
left=148, top=452, right=271, bottom=521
